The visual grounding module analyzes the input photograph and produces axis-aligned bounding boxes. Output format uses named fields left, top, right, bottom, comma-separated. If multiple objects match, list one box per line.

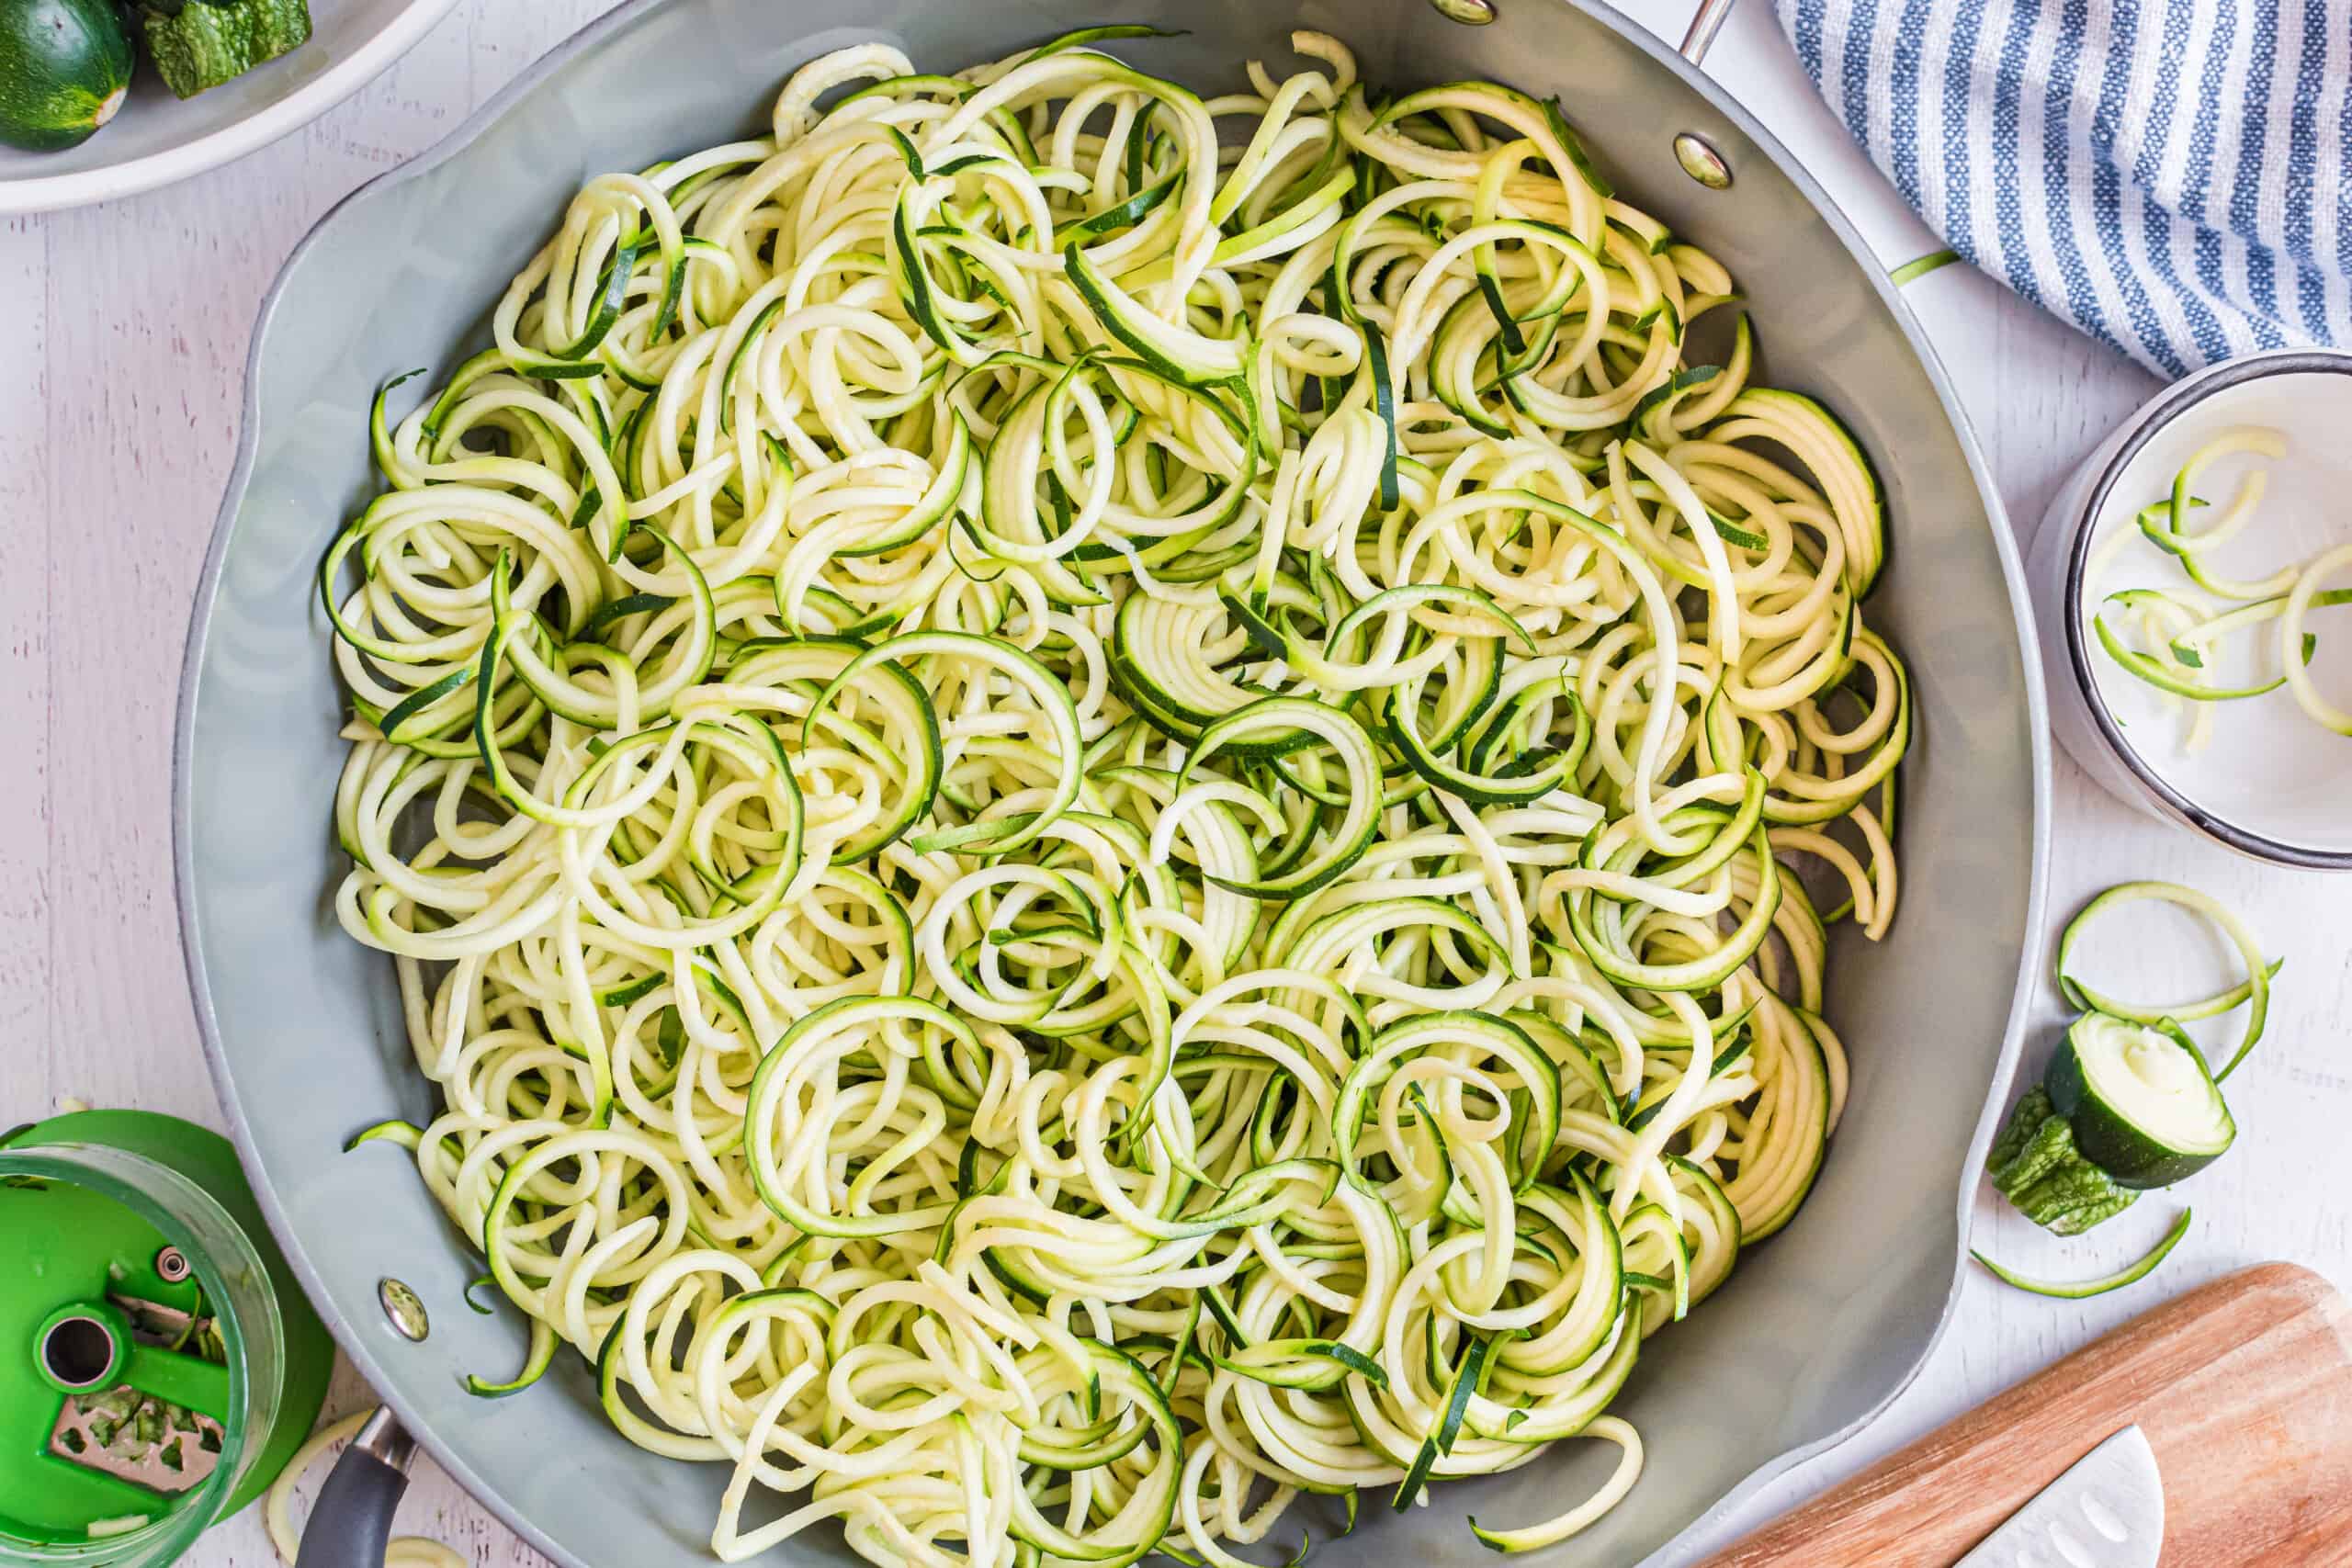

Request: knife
left=1953, top=1425, right=2165, bottom=1567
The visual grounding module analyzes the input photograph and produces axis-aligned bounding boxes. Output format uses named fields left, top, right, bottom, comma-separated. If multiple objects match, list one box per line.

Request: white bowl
left=2029, top=347, right=2352, bottom=868
left=0, top=0, right=459, bottom=214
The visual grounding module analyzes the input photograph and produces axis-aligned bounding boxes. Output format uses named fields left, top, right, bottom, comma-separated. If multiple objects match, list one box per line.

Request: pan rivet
left=1427, top=0, right=1497, bottom=23
left=379, top=1278, right=430, bottom=1342
left=154, top=1247, right=191, bottom=1284
left=1673, top=133, right=1732, bottom=189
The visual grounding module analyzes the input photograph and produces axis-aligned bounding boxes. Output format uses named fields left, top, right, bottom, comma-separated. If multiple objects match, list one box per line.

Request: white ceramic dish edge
left=0, top=0, right=462, bottom=216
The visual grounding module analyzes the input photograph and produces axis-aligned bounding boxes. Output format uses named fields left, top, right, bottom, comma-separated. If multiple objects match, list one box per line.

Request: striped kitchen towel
left=1776, top=0, right=2352, bottom=378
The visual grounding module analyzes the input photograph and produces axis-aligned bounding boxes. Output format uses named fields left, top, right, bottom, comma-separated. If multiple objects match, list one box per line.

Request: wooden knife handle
left=1698, top=1263, right=2352, bottom=1567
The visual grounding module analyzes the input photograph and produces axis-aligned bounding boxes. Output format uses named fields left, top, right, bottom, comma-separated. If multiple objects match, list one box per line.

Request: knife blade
left=1953, top=1425, right=2165, bottom=1567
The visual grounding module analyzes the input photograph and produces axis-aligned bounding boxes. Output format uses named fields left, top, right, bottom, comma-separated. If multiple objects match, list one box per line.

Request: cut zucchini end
left=2047, top=1011, right=2235, bottom=1190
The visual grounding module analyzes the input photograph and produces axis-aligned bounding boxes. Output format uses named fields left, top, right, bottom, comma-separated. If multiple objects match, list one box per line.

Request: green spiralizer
left=0, top=1111, right=334, bottom=1568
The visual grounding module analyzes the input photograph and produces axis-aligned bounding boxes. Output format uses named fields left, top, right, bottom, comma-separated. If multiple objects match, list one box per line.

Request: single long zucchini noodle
left=325, top=28, right=1909, bottom=1566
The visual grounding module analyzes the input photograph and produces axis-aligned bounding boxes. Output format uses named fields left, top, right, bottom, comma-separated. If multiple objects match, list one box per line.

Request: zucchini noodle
left=1972, top=1208, right=2194, bottom=1301
left=2087, top=426, right=2352, bottom=746
left=2054, top=881, right=2271, bottom=1082
left=323, top=28, right=1910, bottom=1565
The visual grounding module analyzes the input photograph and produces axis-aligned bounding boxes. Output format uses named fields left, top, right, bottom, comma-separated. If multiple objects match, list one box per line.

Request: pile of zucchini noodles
left=2089, top=426, right=2352, bottom=744
left=327, top=26, right=1909, bottom=1566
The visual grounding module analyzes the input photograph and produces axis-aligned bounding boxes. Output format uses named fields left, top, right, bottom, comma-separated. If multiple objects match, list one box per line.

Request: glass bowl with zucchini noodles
left=322, top=25, right=1908, bottom=1566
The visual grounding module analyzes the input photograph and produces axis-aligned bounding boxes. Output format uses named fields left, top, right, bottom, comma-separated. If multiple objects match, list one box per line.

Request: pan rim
left=172, top=1, right=2052, bottom=1560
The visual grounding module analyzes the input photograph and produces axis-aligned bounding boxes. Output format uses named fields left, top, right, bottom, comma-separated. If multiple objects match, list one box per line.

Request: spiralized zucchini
left=324, top=28, right=1910, bottom=1566
left=2087, top=426, right=2352, bottom=746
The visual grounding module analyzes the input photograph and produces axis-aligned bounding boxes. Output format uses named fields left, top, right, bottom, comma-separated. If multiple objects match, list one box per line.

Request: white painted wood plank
left=0, top=216, right=52, bottom=1097
left=0, top=3, right=2344, bottom=1566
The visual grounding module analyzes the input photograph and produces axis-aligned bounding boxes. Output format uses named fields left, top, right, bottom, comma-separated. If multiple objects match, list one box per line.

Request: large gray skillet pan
left=174, top=0, right=2051, bottom=1562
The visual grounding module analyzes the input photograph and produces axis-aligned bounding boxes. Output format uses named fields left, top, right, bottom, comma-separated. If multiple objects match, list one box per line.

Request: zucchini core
left=2047, top=1011, right=2235, bottom=1190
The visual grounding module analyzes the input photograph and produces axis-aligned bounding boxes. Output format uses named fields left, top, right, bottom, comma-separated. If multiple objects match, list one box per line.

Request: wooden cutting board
left=1701, top=1263, right=2352, bottom=1566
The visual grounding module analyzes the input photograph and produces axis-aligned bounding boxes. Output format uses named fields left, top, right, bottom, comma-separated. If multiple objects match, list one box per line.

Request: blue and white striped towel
left=1777, top=0, right=2352, bottom=378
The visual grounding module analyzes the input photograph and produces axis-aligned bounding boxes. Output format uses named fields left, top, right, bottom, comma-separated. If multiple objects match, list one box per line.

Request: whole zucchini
left=0, top=0, right=134, bottom=151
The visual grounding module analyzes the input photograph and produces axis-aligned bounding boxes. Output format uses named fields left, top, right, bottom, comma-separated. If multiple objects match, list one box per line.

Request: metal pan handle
left=295, top=1408, right=417, bottom=1568
left=1679, top=0, right=1739, bottom=68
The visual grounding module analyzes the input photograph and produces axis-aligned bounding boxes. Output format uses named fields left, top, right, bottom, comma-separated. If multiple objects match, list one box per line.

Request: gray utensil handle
left=1679, top=0, right=1740, bottom=64
left=296, top=1408, right=416, bottom=1568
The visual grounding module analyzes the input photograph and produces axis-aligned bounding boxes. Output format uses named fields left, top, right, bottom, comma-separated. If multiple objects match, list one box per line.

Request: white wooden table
left=2, top=2, right=2345, bottom=1564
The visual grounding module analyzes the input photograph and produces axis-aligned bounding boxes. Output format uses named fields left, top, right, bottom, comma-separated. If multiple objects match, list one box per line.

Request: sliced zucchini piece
left=2045, top=1011, right=2234, bottom=1190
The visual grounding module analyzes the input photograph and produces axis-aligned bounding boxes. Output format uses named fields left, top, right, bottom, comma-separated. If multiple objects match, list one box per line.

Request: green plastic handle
left=121, top=1343, right=232, bottom=1421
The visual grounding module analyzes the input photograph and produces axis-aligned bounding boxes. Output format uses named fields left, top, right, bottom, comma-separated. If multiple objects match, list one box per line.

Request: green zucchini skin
left=1973, top=1208, right=2193, bottom=1300
left=1984, top=1087, right=2140, bottom=1235
left=2044, top=1011, right=2236, bottom=1190
left=0, top=0, right=133, bottom=152
left=1988, top=1009, right=2240, bottom=1239
left=134, top=0, right=311, bottom=99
